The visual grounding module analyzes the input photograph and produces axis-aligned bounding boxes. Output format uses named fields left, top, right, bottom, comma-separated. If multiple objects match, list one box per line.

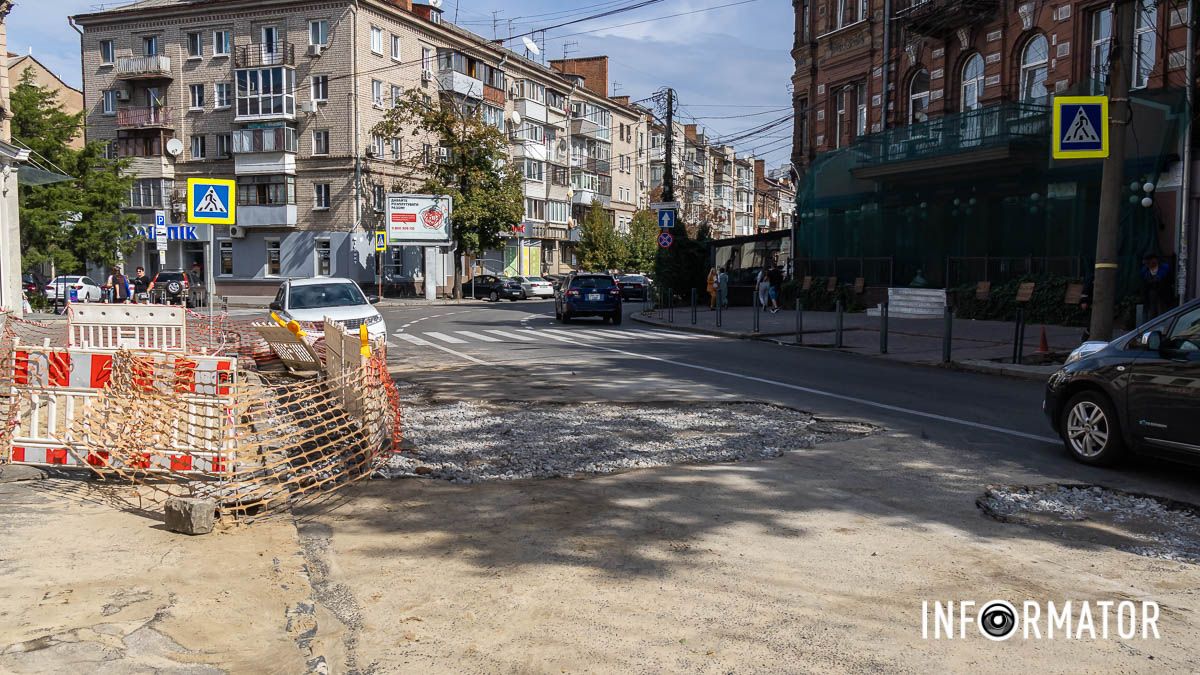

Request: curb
left=630, top=313, right=795, bottom=339
left=0, top=464, right=48, bottom=484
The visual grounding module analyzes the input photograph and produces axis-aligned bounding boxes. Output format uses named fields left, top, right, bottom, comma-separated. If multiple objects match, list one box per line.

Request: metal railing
left=796, top=257, right=895, bottom=287
left=945, top=256, right=1083, bottom=288
left=116, top=55, right=172, bottom=79
left=856, top=102, right=1050, bottom=165
left=234, top=42, right=295, bottom=68
left=116, top=106, right=175, bottom=129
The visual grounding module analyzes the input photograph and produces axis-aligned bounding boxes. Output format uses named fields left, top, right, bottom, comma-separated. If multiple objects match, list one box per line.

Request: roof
left=287, top=277, right=359, bottom=287
left=7, top=54, right=83, bottom=96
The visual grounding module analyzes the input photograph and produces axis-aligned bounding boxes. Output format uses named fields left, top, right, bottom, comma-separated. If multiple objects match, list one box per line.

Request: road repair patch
left=379, top=401, right=875, bottom=483
left=978, top=484, right=1200, bottom=565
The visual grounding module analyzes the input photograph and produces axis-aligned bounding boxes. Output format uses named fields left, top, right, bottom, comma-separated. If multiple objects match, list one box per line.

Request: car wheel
left=1060, top=391, right=1125, bottom=466
left=489, top=291, right=498, bottom=302
left=612, top=310, right=622, bottom=325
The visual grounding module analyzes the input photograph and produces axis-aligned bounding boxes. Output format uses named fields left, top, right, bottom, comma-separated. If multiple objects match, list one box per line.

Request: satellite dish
left=508, top=110, right=522, bottom=126
left=165, top=138, right=184, bottom=157
left=429, top=0, right=443, bottom=7
left=521, top=36, right=541, bottom=56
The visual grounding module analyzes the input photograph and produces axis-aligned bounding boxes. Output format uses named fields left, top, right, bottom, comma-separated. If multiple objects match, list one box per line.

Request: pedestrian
left=1139, top=254, right=1171, bottom=320
left=104, top=266, right=130, bottom=304
left=756, top=266, right=770, bottom=309
left=188, top=261, right=205, bottom=307
left=767, top=263, right=783, bottom=313
left=131, top=266, right=150, bottom=303
left=1078, top=275, right=1094, bottom=342
left=706, top=267, right=718, bottom=310
left=717, top=266, right=730, bottom=309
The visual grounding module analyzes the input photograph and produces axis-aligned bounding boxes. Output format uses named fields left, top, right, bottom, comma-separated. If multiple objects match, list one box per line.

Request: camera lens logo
left=979, top=600, right=1018, bottom=641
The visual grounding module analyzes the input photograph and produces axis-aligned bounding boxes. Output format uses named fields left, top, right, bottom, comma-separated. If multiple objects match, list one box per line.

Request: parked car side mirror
left=269, top=301, right=282, bottom=311
left=1143, top=330, right=1163, bottom=351
left=368, top=295, right=381, bottom=304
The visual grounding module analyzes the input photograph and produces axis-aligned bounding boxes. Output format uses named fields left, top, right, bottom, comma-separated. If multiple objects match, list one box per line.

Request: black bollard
left=943, top=305, right=954, bottom=363
left=691, top=288, right=698, bottom=325
left=835, top=299, right=844, bottom=348
left=1012, top=308, right=1024, bottom=364
left=880, top=302, right=889, bottom=354
left=795, top=299, right=803, bottom=345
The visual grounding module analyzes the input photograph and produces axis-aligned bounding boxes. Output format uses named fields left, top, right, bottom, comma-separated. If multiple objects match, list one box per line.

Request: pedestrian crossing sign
left=1052, top=96, right=1108, bottom=159
left=375, top=231, right=387, bottom=252
left=187, top=178, right=236, bottom=225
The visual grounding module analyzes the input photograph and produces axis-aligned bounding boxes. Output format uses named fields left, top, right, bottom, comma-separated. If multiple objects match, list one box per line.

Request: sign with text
left=154, top=211, right=169, bottom=252
left=386, top=194, right=453, bottom=245
left=136, top=223, right=210, bottom=241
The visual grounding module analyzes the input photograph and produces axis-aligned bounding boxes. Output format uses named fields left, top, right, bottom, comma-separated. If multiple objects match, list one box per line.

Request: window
left=370, top=26, right=383, bottom=54
left=1019, top=35, right=1049, bottom=102
left=391, top=85, right=403, bottom=107
left=189, top=83, right=205, bottom=109
left=373, top=185, right=385, bottom=211
left=143, top=35, right=158, bottom=57
left=265, top=240, right=281, bottom=277
left=1090, top=7, right=1113, bottom=92
left=372, top=79, right=384, bottom=106
left=215, top=133, right=231, bottom=158
left=315, top=240, right=331, bottom=275
left=102, top=90, right=117, bottom=115
left=312, top=129, right=330, bottom=155
left=523, top=159, right=544, bottom=182
left=190, top=135, right=206, bottom=159
left=515, top=121, right=544, bottom=143
left=391, top=137, right=401, bottom=159
left=371, top=134, right=386, bottom=157
left=422, top=143, right=432, bottom=165
left=314, top=183, right=331, bottom=210
left=99, top=39, right=115, bottom=65
left=309, top=20, right=329, bottom=46
left=187, top=32, right=202, bottom=58
left=237, top=175, right=296, bottom=205
left=215, top=82, right=232, bottom=108
left=908, top=70, right=930, bottom=123
left=547, top=200, right=569, bottom=224
left=126, top=178, right=170, bottom=208
left=1133, top=0, right=1157, bottom=89
left=546, top=89, right=566, bottom=111
left=834, top=87, right=847, bottom=148
left=232, top=126, right=298, bottom=153
left=422, top=46, right=434, bottom=70
left=213, top=30, right=231, bottom=57
left=961, top=53, right=985, bottom=112
left=1163, top=307, right=1200, bottom=352
left=482, top=104, right=505, bottom=130
left=859, top=0, right=868, bottom=22
left=235, top=66, right=296, bottom=118
left=391, top=34, right=401, bottom=61
left=219, top=241, right=233, bottom=276
left=855, top=82, right=867, bottom=137
left=311, top=75, right=328, bottom=101
left=516, top=80, right=545, bottom=103
left=102, top=140, right=118, bottom=160
left=525, top=198, right=545, bottom=221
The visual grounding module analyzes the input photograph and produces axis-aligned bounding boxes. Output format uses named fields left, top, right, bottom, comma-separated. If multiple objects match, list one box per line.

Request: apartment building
left=8, top=53, right=84, bottom=149
left=754, top=159, right=797, bottom=232
left=734, top=156, right=756, bottom=235
left=72, top=0, right=654, bottom=293
left=790, top=0, right=1197, bottom=294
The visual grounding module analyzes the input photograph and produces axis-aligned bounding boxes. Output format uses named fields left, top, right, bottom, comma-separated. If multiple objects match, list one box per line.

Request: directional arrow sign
left=1052, top=96, right=1108, bottom=159
left=657, top=208, right=676, bottom=229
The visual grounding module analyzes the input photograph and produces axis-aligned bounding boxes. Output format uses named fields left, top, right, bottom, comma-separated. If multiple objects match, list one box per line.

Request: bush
left=950, top=274, right=1138, bottom=329
left=780, top=278, right=866, bottom=312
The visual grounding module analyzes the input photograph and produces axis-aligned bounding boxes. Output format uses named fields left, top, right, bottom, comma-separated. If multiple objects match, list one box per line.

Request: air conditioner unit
left=309, top=44, right=324, bottom=57
left=366, top=147, right=378, bottom=158
left=229, top=225, right=246, bottom=239
left=421, top=68, right=434, bottom=83
left=115, top=88, right=131, bottom=102
left=299, top=100, right=318, bottom=114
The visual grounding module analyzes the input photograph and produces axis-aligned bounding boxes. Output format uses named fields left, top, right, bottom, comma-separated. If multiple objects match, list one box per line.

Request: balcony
left=238, top=204, right=298, bottom=227
left=116, top=106, right=175, bottom=129
left=234, top=42, right=295, bottom=68
left=893, top=0, right=999, bottom=38
left=483, top=84, right=506, bottom=106
left=852, top=102, right=1050, bottom=178
left=437, top=69, right=483, bottom=99
left=234, top=127, right=297, bottom=175
left=126, top=156, right=175, bottom=179
left=570, top=117, right=604, bottom=140
left=515, top=98, right=547, bottom=123
left=115, top=55, right=172, bottom=80
left=529, top=224, right=568, bottom=240
left=572, top=155, right=611, bottom=175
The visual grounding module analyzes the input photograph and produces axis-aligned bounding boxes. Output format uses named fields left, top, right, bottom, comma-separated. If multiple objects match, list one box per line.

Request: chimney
left=755, top=159, right=767, bottom=189
left=385, top=0, right=414, bottom=11
left=549, top=56, right=608, bottom=97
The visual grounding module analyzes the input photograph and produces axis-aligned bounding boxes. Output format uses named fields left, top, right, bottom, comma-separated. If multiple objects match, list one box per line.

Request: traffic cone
left=1037, top=325, right=1049, bottom=354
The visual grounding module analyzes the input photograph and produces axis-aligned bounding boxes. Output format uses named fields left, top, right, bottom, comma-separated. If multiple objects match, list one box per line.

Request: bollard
left=716, top=293, right=723, bottom=328
left=753, top=285, right=761, bottom=333
left=1012, top=308, right=1024, bottom=364
left=795, top=299, right=803, bottom=345
left=943, top=305, right=953, bottom=363
left=880, top=302, right=889, bottom=354
left=668, top=288, right=674, bottom=324
left=1135, top=303, right=1145, bottom=328
left=691, top=288, right=698, bottom=325
left=1016, top=309, right=1027, bottom=365
left=835, top=299, right=844, bottom=348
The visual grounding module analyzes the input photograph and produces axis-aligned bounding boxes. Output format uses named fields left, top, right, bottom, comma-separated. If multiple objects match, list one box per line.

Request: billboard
left=386, top=194, right=453, bottom=245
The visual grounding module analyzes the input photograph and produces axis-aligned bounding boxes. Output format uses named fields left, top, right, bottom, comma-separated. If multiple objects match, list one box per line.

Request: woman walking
left=707, top=267, right=718, bottom=310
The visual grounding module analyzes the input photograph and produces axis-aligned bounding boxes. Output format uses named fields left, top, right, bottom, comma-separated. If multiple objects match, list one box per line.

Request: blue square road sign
left=658, top=208, right=676, bottom=229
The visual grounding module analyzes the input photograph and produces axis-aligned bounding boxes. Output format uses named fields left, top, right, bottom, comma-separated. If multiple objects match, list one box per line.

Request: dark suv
left=1044, top=298, right=1200, bottom=466
left=148, top=270, right=189, bottom=306
left=556, top=274, right=622, bottom=324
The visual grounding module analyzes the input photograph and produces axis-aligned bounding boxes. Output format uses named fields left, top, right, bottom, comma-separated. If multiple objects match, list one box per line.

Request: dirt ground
left=2, top=430, right=1199, bottom=673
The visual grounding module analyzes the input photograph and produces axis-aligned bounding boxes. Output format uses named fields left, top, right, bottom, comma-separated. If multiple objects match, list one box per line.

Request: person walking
left=767, top=263, right=783, bottom=313
left=706, top=267, right=718, bottom=310
left=1140, top=254, right=1171, bottom=320
left=131, top=266, right=150, bottom=303
left=104, top=266, right=130, bottom=304
left=717, top=266, right=730, bottom=310
left=756, top=266, right=770, bottom=309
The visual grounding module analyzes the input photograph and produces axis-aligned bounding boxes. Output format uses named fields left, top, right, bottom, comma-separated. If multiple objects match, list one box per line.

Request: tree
left=652, top=186, right=711, bottom=299
left=13, top=69, right=136, bottom=272
left=623, top=209, right=658, bottom=272
left=373, top=91, right=524, bottom=299
left=575, top=199, right=626, bottom=271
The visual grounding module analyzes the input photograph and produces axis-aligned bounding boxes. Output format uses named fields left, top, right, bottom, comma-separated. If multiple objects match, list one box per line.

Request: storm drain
left=379, top=401, right=875, bottom=483
left=978, top=484, right=1200, bottom=565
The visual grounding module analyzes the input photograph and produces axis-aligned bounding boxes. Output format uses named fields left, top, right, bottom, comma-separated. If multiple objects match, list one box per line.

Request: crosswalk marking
left=484, top=329, right=538, bottom=342
left=455, top=330, right=501, bottom=342
left=424, top=331, right=467, bottom=344
left=541, top=329, right=602, bottom=342
left=627, top=329, right=705, bottom=340
left=395, top=333, right=435, bottom=346
left=527, top=329, right=577, bottom=343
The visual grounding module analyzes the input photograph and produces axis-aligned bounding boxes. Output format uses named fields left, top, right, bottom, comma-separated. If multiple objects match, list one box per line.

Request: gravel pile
left=979, top=484, right=1200, bottom=564
left=380, top=401, right=873, bottom=483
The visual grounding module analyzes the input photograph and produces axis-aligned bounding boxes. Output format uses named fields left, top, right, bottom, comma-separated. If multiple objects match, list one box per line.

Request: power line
left=503, top=0, right=669, bottom=42
left=542, top=0, right=763, bottom=41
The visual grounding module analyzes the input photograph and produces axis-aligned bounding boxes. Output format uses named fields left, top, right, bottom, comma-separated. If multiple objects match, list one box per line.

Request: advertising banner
left=386, top=194, right=453, bottom=245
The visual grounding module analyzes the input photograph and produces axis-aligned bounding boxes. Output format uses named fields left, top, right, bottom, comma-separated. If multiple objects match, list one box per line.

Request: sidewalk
left=221, top=295, right=494, bottom=309
left=633, top=305, right=1082, bottom=380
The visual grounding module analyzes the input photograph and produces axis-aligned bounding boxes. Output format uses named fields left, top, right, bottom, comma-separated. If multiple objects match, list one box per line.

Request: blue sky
left=13, top=0, right=794, bottom=165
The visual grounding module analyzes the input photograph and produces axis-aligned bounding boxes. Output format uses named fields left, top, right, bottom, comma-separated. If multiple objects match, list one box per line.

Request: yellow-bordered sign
left=1052, top=96, right=1108, bottom=159
left=187, top=177, right=237, bottom=225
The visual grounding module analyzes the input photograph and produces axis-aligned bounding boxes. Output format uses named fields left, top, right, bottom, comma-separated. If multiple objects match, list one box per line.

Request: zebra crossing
left=393, top=325, right=719, bottom=350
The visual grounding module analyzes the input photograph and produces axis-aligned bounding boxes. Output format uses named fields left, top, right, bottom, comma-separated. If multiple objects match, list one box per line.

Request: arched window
left=909, top=69, right=930, bottom=123
left=1019, top=35, right=1049, bottom=102
left=960, top=53, right=985, bottom=112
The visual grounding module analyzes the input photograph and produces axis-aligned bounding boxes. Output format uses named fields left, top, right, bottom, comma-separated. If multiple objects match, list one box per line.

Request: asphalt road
left=380, top=299, right=1200, bottom=503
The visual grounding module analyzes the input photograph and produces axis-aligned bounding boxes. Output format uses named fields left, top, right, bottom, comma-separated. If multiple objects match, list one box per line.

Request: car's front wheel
left=1061, top=391, right=1125, bottom=466
left=489, top=291, right=498, bottom=302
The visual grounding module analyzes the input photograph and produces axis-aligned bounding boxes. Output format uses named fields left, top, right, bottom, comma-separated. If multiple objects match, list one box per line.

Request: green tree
left=374, top=91, right=524, bottom=299
left=13, top=69, right=136, bottom=272
left=653, top=184, right=711, bottom=300
left=575, top=199, right=626, bottom=271
left=623, top=209, right=658, bottom=272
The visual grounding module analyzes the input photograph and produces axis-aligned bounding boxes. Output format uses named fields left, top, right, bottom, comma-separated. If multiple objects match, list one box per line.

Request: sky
left=12, top=0, right=794, bottom=166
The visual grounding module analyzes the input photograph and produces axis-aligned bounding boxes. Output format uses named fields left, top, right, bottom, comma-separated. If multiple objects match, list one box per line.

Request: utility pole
left=664, top=87, right=675, bottom=203
left=1090, top=0, right=1135, bottom=341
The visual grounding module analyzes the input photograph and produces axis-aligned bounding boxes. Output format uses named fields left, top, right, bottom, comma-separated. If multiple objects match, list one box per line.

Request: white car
left=270, top=277, right=387, bottom=340
left=517, top=275, right=555, bottom=298
left=44, top=276, right=103, bottom=302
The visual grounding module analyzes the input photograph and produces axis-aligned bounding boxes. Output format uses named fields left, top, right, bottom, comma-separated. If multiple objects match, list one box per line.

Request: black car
left=617, top=274, right=649, bottom=301
left=556, top=273, right=622, bottom=324
left=1044, top=298, right=1200, bottom=466
left=470, top=274, right=526, bottom=301
left=148, top=270, right=190, bottom=306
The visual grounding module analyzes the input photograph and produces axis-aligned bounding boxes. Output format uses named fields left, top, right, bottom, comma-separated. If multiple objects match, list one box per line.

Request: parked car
left=556, top=273, right=622, bottom=324
left=270, top=277, right=386, bottom=340
left=470, top=275, right=525, bottom=301
left=617, top=274, right=650, bottom=301
left=148, top=270, right=190, bottom=306
left=1044, top=298, right=1200, bottom=466
left=513, top=275, right=555, bottom=298
left=44, top=276, right=103, bottom=303
left=22, top=273, right=46, bottom=298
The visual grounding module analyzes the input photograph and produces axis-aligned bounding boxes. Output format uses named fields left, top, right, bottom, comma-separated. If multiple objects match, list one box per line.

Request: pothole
left=978, top=484, right=1200, bottom=565
left=379, top=401, right=875, bottom=483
